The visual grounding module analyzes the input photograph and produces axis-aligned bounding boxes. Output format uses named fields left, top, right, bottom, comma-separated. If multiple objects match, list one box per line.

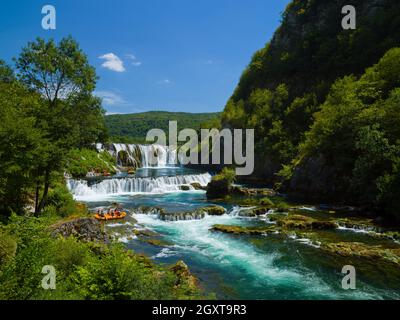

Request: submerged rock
left=133, top=228, right=160, bottom=237
left=159, top=211, right=206, bottom=221
left=272, top=214, right=337, bottom=230
left=157, top=205, right=226, bottom=221
left=211, top=224, right=276, bottom=235
left=141, top=238, right=172, bottom=247
left=135, top=206, right=165, bottom=215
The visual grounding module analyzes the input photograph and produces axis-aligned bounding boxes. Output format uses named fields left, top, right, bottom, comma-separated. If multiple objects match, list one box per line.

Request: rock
left=141, top=238, right=171, bottom=247
left=159, top=211, right=206, bottom=221
left=321, top=242, right=400, bottom=266
left=240, top=206, right=270, bottom=216
left=206, top=178, right=231, bottom=199
left=273, top=214, right=337, bottom=230
left=198, top=205, right=226, bottom=216
left=211, top=224, right=275, bottom=235
left=335, top=218, right=378, bottom=232
left=135, top=206, right=165, bottom=215
left=180, top=185, right=191, bottom=191
left=133, top=229, right=159, bottom=237
left=190, top=182, right=206, bottom=190
left=170, top=260, right=198, bottom=290
left=231, top=186, right=251, bottom=196
left=51, top=218, right=109, bottom=243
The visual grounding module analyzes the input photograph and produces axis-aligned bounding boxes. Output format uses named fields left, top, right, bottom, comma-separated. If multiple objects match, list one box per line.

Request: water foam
left=67, top=173, right=212, bottom=201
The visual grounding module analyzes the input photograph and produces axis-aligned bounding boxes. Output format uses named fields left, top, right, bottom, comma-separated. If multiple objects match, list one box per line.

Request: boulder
left=51, top=218, right=109, bottom=243
left=170, top=260, right=198, bottom=290
left=206, top=178, right=230, bottom=199
left=190, top=182, right=207, bottom=190
left=199, top=205, right=226, bottom=216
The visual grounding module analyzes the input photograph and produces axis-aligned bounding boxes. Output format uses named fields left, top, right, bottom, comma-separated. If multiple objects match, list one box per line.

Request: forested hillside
left=106, top=111, right=220, bottom=143
left=222, top=0, right=400, bottom=218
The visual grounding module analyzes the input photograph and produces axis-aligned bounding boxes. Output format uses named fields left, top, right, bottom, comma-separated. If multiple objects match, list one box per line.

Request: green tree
left=15, top=37, right=105, bottom=214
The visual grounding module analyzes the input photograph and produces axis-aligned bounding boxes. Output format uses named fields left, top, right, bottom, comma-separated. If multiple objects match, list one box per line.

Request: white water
left=67, top=173, right=212, bottom=200
left=138, top=144, right=178, bottom=168
left=132, top=211, right=388, bottom=300
left=96, top=143, right=179, bottom=168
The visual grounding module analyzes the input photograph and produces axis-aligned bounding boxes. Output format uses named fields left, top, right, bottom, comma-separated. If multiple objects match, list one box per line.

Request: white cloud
left=94, top=91, right=126, bottom=106
left=126, top=53, right=142, bottom=66
left=158, top=79, right=173, bottom=85
left=99, top=53, right=125, bottom=72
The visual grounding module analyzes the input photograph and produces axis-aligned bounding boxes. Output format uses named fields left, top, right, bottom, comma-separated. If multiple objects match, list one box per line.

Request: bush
left=46, top=183, right=76, bottom=217
left=0, top=215, right=202, bottom=300
left=0, top=231, right=17, bottom=266
left=66, top=148, right=116, bottom=178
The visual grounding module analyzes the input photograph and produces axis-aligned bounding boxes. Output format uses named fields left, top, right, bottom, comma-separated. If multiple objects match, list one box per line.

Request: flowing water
left=67, top=166, right=400, bottom=300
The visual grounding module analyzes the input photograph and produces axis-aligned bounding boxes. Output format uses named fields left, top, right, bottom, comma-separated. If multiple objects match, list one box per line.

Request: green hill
left=105, top=111, right=221, bottom=143
left=222, top=0, right=400, bottom=218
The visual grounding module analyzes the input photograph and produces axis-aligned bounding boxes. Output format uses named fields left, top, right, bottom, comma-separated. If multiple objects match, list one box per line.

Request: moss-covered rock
left=211, top=224, right=276, bottom=235
left=170, top=260, right=198, bottom=291
left=273, top=214, right=337, bottom=230
left=199, top=205, right=227, bottom=216
left=159, top=211, right=206, bottom=221
left=51, top=218, right=110, bottom=243
left=141, top=238, right=172, bottom=247
left=133, top=229, right=159, bottom=237
left=190, top=182, right=207, bottom=191
left=320, top=242, right=400, bottom=266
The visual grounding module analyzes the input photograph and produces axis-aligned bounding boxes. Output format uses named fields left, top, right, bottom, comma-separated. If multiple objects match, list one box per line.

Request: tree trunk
left=34, top=181, right=40, bottom=216
left=37, top=169, right=51, bottom=214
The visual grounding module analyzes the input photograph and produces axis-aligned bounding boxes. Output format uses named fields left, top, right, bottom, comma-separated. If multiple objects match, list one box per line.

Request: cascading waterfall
left=138, top=144, right=178, bottom=168
left=67, top=173, right=212, bottom=199
left=96, top=143, right=179, bottom=168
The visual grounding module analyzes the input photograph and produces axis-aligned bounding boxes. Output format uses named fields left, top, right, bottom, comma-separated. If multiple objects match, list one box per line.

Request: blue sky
left=0, top=0, right=290, bottom=114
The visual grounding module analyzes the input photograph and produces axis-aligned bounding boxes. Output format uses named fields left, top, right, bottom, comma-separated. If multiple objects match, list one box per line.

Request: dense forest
left=106, top=111, right=221, bottom=143
left=222, top=0, right=400, bottom=220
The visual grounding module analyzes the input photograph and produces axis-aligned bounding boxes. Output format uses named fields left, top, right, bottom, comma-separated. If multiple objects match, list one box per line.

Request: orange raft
left=95, top=212, right=127, bottom=221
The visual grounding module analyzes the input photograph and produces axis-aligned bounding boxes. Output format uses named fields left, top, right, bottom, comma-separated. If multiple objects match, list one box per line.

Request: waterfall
left=96, top=143, right=178, bottom=168
left=67, top=173, right=212, bottom=199
left=138, top=144, right=178, bottom=168
left=229, top=206, right=257, bottom=217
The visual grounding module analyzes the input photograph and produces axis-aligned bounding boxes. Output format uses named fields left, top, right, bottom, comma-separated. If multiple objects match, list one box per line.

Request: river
left=67, top=166, right=400, bottom=300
